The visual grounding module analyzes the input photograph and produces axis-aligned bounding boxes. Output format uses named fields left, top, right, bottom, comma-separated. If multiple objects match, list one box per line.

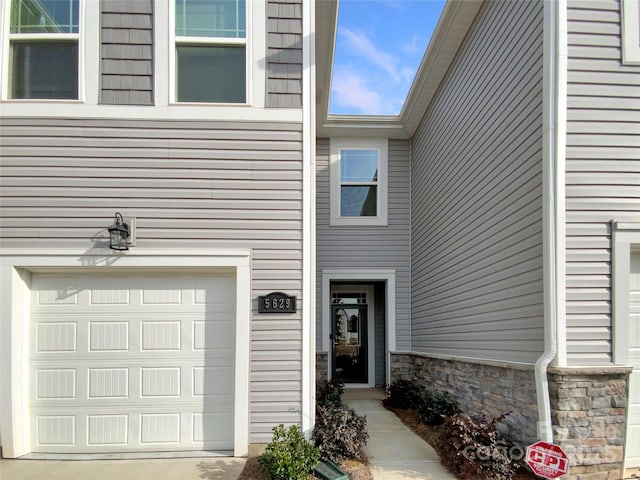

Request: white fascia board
left=400, top=0, right=483, bottom=136
left=319, top=121, right=407, bottom=140
left=314, top=0, right=339, bottom=131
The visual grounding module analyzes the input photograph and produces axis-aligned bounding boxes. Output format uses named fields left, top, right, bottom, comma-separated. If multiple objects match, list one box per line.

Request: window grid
left=7, top=0, right=80, bottom=99
left=339, top=149, right=379, bottom=218
left=10, top=0, right=78, bottom=34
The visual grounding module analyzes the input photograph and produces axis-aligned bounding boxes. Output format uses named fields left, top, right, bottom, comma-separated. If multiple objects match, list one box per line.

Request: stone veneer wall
left=391, top=354, right=633, bottom=479
left=391, top=353, right=539, bottom=445
left=548, top=366, right=632, bottom=480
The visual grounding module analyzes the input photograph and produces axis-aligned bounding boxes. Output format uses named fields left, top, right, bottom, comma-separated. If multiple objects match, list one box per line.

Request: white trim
left=301, top=0, right=316, bottom=437
left=622, top=0, right=640, bottom=65
left=83, top=0, right=99, bottom=105
left=0, top=248, right=251, bottom=458
left=0, top=103, right=303, bottom=121
left=613, top=223, right=640, bottom=472
left=155, top=0, right=170, bottom=108
left=321, top=270, right=396, bottom=387
left=534, top=0, right=567, bottom=444
left=613, top=222, right=640, bottom=366
left=329, top=138, right=388, bottom=227
left=0, top=0, right=8, bottom=100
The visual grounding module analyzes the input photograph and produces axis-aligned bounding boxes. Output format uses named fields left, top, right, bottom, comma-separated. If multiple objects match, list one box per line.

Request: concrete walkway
left=344, top=388, right=457, bottom=480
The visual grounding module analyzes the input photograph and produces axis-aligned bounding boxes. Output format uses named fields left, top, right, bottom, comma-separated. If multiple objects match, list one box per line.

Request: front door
left=331, top=291, right=368, bottom=383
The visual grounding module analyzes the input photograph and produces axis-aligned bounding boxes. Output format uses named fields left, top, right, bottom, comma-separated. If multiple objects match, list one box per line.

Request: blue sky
left=330, top=0, right=446, bottom=116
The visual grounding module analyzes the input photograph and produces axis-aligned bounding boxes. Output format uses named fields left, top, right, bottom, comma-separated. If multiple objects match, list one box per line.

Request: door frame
left=322, top=270, right=396, bottom=388
left=0, top=248, right=251, bottom=458
left=330, top=284, right=374, bottom=387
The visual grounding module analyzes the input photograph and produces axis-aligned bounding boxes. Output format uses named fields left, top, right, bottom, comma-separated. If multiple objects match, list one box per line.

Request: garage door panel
left=30, top=272, right=236, bottom=453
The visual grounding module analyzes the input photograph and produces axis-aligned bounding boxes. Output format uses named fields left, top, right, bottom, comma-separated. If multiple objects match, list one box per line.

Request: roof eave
left=400, top=0, right=484, bottom=137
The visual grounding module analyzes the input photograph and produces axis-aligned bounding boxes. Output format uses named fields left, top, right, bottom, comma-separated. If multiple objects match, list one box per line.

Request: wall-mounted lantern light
left=108, top=212, right=130, bottom=251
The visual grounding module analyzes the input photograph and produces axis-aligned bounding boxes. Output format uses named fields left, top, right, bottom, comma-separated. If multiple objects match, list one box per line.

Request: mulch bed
left=382, top=401, right=539, bottom=480
left=237, top=456, right=373, bottom=480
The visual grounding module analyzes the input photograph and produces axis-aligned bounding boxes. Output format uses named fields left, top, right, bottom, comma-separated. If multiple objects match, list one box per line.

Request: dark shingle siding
left=267, top=0, right=303, bottom=108
left=100, top=0, right=153, bottom=106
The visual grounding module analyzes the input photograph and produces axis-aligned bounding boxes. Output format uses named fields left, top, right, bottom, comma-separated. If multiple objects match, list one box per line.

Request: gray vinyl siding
left=0, top=117, right=303, bottom=443
left=315, top=138, right=412, bottom=353
left=266, top=0, right=303, bottom=108
left=565, top=0, right=640, bottom=366
left=100, top=0, right=153, bottom=105
left=409, top=0, right=545, bottom=364
left=374, top=282, right=386, bottom=386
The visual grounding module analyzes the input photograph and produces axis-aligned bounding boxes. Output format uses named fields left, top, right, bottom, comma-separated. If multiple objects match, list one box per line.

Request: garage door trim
left=0, top=248, right=251, bottom=458
left=612, top=223, right=640, bottom=471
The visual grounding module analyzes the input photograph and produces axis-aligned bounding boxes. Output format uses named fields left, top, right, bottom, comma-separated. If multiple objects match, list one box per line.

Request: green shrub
left=418, top=389, right=461, bottom=426
left=317, top=380, right=344, bottom=409
left=387, top=379, right=424, bottom=409
left=258, top=424, right=320, bottom=480
left=313, top=405, right=369, bottom=462
left=438, top=412, right=519, bottom=480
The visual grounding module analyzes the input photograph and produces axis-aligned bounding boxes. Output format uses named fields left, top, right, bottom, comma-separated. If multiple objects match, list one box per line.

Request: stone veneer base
left=548, top=366, right=632, bottom=480
left=389, top=353, right=633, bottom=480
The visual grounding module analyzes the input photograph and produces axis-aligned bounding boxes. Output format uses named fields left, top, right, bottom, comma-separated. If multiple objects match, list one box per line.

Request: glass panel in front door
left=331, top=303, right=368, bottom=383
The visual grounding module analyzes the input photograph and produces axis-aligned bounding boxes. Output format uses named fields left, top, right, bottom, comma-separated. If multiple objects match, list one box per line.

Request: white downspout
left=535, top=0, right=567, bottom=443
left=301, top=0, right=317, bottom=436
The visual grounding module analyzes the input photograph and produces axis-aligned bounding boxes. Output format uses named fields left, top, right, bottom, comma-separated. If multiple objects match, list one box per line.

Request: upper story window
left=622, top=0, right=640, bottom=64
left=174, top=0, right=247, bottom=103
left=8, top=0, right=79, bottom=99
left=330, top=138, right=388, bottom=226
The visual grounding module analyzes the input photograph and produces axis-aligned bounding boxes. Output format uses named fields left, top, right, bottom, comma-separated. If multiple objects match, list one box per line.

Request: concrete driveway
left=0, top=457, right=247, bottom=480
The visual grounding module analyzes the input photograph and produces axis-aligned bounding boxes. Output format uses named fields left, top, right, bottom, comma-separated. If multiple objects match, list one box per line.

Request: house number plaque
left=259, top=292, right=297, bottom=313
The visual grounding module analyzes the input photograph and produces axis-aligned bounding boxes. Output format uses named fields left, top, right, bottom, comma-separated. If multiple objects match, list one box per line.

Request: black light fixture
left=108, top=212, right=130, bottom=250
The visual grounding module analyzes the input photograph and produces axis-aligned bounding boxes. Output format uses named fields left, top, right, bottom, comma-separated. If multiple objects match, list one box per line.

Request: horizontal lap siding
left=410, top=0, right=544, bottom=364
left=0, top=117, right=303, bottom=443
left=565, top=0, right=640, bottom=366
left=315, top=138, right=411, bottom=351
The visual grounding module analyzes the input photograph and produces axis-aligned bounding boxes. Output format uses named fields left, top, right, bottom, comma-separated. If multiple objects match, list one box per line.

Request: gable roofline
left=315, top=0, right=483, bottom=139
left=399, top=0, right=483, bottom=136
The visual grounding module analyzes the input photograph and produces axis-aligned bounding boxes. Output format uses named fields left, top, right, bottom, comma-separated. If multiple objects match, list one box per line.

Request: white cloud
left=338, top=27, right=403, bottom=83
left=331, top=69, right=382, bottom=114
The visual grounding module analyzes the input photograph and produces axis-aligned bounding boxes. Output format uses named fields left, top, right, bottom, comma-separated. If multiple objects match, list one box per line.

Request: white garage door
left=30, top=271, right=236, bottom=453
left=627, top=253, right=640, bottom=469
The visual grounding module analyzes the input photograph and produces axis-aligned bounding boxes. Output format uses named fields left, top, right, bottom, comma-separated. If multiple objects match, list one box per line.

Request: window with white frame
left=622, top=0, right=640, bottom=64
left=7, top=0, right=80, bottom=99
left=174, top=0, right=246, bottom=103
left=330, top=138, right=388, bottom=226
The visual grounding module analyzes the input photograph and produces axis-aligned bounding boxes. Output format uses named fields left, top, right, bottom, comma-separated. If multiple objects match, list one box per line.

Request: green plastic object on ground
left=313, top=460, right=349, bottom=480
